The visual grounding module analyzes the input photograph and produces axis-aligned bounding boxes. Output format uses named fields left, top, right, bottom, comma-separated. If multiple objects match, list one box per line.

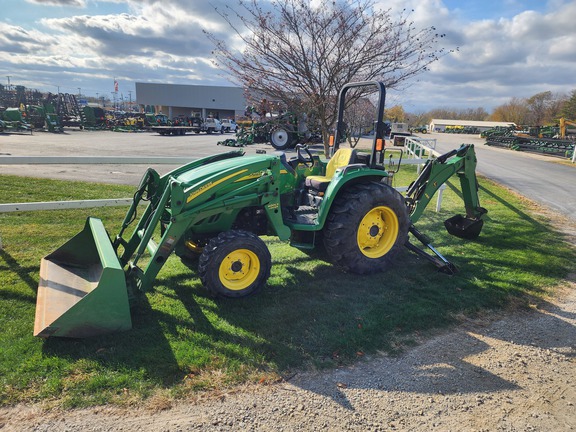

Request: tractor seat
left=305, top=148, right=356, bottom=192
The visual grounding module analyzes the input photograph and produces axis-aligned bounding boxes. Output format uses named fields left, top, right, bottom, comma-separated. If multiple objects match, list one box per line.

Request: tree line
left=402, top=90, right=576, bottom=128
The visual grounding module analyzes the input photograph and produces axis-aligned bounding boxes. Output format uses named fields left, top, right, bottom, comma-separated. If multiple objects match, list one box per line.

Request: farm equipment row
left=485, top=135, right=575, bottom=158
left=444, top=125, right=481, bottom=135
left=218, top=111, right=323, bottom=149
left=0, top=108, right=33, bottom=133
left=33, top=81, right=488, bottom=339
left=481, top=119, right=576, bottom=159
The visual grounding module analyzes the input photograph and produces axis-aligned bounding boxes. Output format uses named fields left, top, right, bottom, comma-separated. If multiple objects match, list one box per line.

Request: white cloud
left=383, top=0, right=576, bottom=110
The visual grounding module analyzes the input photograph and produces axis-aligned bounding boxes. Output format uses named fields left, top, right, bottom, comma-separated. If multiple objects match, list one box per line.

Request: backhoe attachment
left=404, top=144, right=487, bottom=272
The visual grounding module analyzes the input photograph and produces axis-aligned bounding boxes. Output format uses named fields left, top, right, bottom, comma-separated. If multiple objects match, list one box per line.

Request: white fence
left=0, top=156, right=189, bottom=214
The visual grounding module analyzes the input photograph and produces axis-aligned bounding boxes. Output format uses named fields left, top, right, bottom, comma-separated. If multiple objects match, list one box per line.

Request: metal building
left=135, top=83, right=246, bottom=120
left=429, top=119, right=516, bottom=133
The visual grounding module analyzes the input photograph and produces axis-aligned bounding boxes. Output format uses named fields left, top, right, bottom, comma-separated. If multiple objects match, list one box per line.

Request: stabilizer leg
left=405, top=225, right=457, bottom=275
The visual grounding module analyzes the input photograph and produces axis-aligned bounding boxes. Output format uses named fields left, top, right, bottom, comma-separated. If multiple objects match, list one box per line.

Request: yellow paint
left=219, top=249, right=260, bottom=290
left=186, top=169, right=248, bottom=203
left=235, top=171, right=263, bottom=182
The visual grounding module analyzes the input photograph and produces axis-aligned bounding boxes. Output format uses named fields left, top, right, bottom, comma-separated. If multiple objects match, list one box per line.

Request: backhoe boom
left=403, top=144, right=487, bottom=273
left=406, top=144, right=485, bottom=224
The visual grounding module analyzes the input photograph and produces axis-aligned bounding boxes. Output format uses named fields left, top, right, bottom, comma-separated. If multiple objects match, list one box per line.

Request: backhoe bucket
left=34, top=217, right=131, bottom=338
left=444, top=215, right=484, bottom=240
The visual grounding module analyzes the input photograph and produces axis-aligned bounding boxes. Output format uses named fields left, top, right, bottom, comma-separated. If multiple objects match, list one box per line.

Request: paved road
left=1, top=129, right=574, bottom=221
left=422, top=132, right=576, bottom=222
left=0, top=129, right=263, bottom=186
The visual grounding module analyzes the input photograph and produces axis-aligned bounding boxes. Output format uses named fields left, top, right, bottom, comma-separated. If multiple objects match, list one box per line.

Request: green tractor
left=34, top=81, right=487, bottom=338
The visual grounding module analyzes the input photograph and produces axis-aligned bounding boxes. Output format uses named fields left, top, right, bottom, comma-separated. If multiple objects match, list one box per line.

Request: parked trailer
left=150, top=125, right=195, bottom=136
left=151, top=118, right=224, bottom=135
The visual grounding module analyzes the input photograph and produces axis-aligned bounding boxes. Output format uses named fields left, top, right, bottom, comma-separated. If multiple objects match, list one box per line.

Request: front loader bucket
left=34, top=217, right=131, bottom=338
left=444, top=214, right=484, bottom=240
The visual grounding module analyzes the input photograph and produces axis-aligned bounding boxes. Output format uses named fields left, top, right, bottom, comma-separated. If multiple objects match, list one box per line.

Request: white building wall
left=429, top=119, right=516, bottom=133
left=135, top=83, right=246, bottom=119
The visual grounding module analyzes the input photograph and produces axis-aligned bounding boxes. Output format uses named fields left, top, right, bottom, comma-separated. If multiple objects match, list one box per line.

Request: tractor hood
left=173, top=154, right=279, bottom=207
left=173, top=154, right=276, bottom=186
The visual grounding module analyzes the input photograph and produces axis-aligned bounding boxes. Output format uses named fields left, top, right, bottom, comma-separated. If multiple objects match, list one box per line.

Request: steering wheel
left=296, top=144, right=314, bottom=168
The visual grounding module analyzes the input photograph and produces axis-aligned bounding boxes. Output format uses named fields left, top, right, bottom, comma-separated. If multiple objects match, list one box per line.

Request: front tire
left=323, top=182, right=409, bottom=274
left=198, top=230, right=272, bottom=298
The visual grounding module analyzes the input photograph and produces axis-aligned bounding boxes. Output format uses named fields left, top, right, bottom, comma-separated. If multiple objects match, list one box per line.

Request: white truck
left=202, top=117, right=223, bottom=134
left=220, top=119, right=237, bottom=133
left=187, top=116, right=223, bottom=134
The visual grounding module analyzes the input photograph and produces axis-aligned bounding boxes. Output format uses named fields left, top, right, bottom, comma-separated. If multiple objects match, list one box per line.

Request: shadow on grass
left=0, top=248, right=39, bottom=298
left=41, top=291, right=183, bottom=388
left=289, top=293, right=576, bottom=410
left=279, top=182, right=576, bottom=407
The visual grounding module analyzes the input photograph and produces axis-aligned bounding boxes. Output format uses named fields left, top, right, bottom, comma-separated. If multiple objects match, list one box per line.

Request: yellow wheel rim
left=357, top=206, right=399, bottom=258
left=219, top=249, right=260, bottom=291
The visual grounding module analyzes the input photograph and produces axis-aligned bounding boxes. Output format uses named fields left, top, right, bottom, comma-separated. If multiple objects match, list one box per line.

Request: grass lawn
left=0, top=169, right=574, bottom=409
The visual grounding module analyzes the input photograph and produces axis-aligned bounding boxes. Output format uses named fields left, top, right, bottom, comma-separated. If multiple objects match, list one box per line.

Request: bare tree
left=205, top=0, right=451, bottom=154
left=546, top=92, right=568, bottom=124
left=344, top=97, right=375, bottom=148
left=526, top=91, right=553, bottom=126
left=406, top=110, right=430, bottom=128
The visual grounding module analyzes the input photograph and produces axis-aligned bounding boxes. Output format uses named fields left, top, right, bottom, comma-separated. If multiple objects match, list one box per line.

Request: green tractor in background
left=34, top=81, right=487, bottom=338
left=0, top=107, right=32, bottom=133
left=26, top=103, right=62, bottom=132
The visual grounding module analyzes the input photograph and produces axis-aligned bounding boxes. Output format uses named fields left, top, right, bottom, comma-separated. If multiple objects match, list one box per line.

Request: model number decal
left=187, top=170, right=248, bottom=203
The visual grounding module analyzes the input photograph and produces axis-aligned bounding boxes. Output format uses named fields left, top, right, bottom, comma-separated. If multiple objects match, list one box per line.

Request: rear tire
left=198, top=230, right=271, bottom=298
left=323, top=182, right=409, bottom=274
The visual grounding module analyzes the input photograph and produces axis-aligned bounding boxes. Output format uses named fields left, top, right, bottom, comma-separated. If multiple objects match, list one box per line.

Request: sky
left=1, top=0, right=575, bottom=113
